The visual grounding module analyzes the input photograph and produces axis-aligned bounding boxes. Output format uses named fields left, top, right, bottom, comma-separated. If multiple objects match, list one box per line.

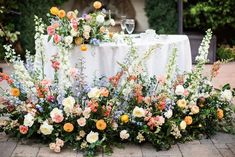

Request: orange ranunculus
left=184, top=116, right=193, bottom=125
left=50, top=7, right=59, bottom=16
left=120, top=114, right=129, bottom=123
left=63, top=123, right=74, bottom=132
left=11, top=88, right=20, bottom=97
left=109, top=32, right=113, bottom=38
left=58, top=10, right=66, bottom=18
left=93, top=1, right=102, bottom=9
left=75, top=37, right=83, bottom=45
left=217, top=108, right=224, bottom=120
left=80, top=44, right=88, bottom=51
left=96, top=119, right=107, bottom=130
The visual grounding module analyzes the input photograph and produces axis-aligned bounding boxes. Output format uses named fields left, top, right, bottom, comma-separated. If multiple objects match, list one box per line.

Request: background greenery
left=0, top=0, right=67, bottom=60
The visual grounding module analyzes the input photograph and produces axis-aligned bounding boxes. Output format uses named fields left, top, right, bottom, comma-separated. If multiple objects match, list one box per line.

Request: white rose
left=83, top=25, right=91, bottom=32
left=23, top=114, right=34, bottom=127
left=70, top=29, right=78, bottom=37
left=77, top=117, right=86, bottom=127
left=88, top=87, right=101, bottom=99
left=86, top=131, right=99, bottom=144
left=120, top=130, right=130, bottom=140
left=221, top=90, right=233, bottom=102
left=164, top=109, right=173, bottom=119
left=40, top=121, right=54, bottom=135
left=110, top=19, right=115, bottom=26
left=96, top=14, right=104, bottom=24
left=64, top=36, right=73, bottom=45
left=132, top=106, right=145, bottom=118
left=175, top=85, right=184, bottom=96
left=83, top=107, right=91, bottom=119
left=180, top=121, right=187, bottom=130
left=62, top=96, right=75, bottom=114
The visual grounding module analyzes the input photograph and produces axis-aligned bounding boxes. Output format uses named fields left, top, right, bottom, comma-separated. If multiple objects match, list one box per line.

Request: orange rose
left=96, top=119, right=107, bottom=130
left=184, top=116, right=193, bottom=125
left=63, top=123, right=74, bottom=132
left=50, top=7, right=59, bottom=15
left=80, top=44, right=88, bottom=51
left=217, top=108, right=224, bottom=120
left=93, top=1, right=102, bottom=9
left=75, top=37, right=83, bottom=45
left=11, top=88, right=20, bottom=97
left=58, top=10, right=66, bottom=18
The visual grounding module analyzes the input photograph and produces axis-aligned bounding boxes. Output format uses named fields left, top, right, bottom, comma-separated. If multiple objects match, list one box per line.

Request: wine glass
left=120, top=16, right=126, bottom=34
left=125, top=19, right=135, bottom=35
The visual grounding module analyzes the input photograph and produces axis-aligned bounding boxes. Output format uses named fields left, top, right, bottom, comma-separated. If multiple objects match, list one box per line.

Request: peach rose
left=100, top=88, right=109, bottom=97
left=19, top=125, right=28, bottom=134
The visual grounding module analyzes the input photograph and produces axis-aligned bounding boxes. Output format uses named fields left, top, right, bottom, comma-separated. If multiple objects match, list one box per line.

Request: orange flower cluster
left=109, top=71, right=123, bottom=87
left=35, top=85, right=47, bottom=98
left=88, top=100, right=99, bottom=112
left=217, top=108, right=224, bottom=120
left=11, top=88, right=20, bottom=97
left=50, top=6, right=66, bottom=18
left=63, top=123, right=74, bottom=132
left=0, top=73, right=13, bottom=84
left=184, top=116, right=193, bottom=125
left=96, top=119, right=107, bottom=130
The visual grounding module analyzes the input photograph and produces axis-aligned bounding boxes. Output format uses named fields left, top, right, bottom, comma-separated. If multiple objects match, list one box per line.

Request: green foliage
left=144, top=0, right=178, bottom=34
left=0, top=0, right=67, bottom=60
left=184, top=0, right=235, bottom=44
left=216, top=45, right=235, bottom=61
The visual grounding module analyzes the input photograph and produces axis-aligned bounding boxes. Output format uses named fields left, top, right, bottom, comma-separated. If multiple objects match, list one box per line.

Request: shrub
left=217, top=45, right=235, bottom=61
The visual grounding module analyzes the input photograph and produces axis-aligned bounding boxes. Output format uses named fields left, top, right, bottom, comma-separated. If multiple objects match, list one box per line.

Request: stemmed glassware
left=120, top=16, right=126, bottom=34
left=125, top=19, right=135, bottom=35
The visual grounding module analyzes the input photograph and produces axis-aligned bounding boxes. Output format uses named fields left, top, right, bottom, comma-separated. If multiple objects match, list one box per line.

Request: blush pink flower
left=47, top=26, right=55, bottom=35
left=69, top=68, right=78, bottom=78
left=184, top=89, right=189, bottom=96
left=70, top=18, right=78, bottom=30
left=54, top=34, right=61, bottom=44
left=51, top=61, right=60, bottom=70
left=156, top=75, right=166, bottom=85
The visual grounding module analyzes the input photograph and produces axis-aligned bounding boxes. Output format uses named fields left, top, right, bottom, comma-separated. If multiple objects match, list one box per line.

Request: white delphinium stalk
left=187, top=29, right=212, bottom=102
left=163, top=47, right=178, bottom=94
left=4, top=45, right=37, bottom=97
left=34, top=15, right=46, bottom=80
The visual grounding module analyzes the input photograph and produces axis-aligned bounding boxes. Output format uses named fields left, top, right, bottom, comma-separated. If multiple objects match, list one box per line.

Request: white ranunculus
left=180, top=121, right=187, bottom=130
left=23, top=113, right=34, bottom=127
left=64, top=36, right=73, bottom=45
left=83, top=107, right=91, bottom=119
left=86, top=131, right=99, bottom=144
left=40, top=121, right=54, bottom=135
left=77, top=117, right=86, bottom=127
left=175, top=85, right=184, bottom=96
left=62, top=96, right=75, bottom=114
left=221, top=90, right=233, bottom=102
left=88, top=87, right=101, bottom=99
left=120, top=130, right=130, bottom=140
left=83, top=25, right=91, bottom=32
left=110, top=19, right=115, bottom=26
left=132, top=106, right=145, bottom=118
left=70, top=29, right=78, bottom=37
left=96, top=14, right=105, bottom=24
left=164, top=109, right=173, bottom=119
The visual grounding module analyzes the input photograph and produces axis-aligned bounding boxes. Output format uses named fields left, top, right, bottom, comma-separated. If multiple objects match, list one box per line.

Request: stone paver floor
left=0, top=132, right=235, bottom=157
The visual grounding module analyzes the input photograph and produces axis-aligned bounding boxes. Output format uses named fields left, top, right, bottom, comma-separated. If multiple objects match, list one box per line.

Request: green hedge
left=0, top=0, right=67, bottom=60
left=145, top=0, right=178, bottom=34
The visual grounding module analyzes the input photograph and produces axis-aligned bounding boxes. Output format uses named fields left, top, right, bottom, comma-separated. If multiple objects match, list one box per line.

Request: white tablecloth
left=43, top=35, right=192, bottom=84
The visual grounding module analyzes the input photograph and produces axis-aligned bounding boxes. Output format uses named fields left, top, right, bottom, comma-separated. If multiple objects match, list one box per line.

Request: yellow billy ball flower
left=120, top=114, right=129, bottom=123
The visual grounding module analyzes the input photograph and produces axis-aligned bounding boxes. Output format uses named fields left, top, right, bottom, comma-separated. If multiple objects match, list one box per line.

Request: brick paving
left=0, top=62, right=235, bottom=157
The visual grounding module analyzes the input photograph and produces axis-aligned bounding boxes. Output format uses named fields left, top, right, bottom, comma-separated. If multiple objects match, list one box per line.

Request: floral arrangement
left=0, top=15, right=234, bottom=157
left=46, top=1, right=115, bottom=51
